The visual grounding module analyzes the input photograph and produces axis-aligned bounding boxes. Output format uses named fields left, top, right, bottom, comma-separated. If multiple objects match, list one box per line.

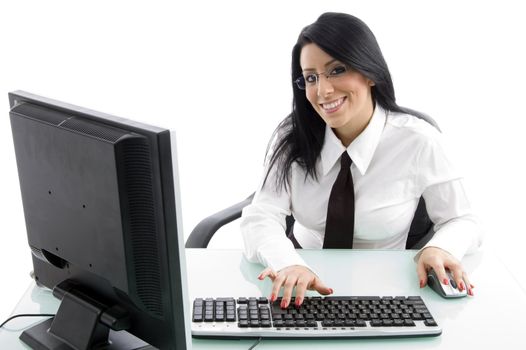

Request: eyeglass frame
left=293, top=63, right=351, bottom=90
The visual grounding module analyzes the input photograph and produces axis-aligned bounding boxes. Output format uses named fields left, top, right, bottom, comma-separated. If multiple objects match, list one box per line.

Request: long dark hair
left=265, top=12, right=437, bottom=191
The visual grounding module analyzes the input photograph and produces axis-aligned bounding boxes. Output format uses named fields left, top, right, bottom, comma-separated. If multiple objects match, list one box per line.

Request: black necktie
left=323, top=151, right=355, bottom=248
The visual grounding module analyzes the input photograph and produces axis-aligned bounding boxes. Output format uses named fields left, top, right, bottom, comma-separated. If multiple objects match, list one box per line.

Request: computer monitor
left=8, top=91, right=191, bottom=350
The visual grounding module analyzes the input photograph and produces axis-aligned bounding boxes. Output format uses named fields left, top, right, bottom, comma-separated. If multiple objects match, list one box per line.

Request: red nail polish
left=419, top=280, right=425, bottom=288
left=270, top=294, right=276, bottom=302
left=443, top=278, right=449, bottom=285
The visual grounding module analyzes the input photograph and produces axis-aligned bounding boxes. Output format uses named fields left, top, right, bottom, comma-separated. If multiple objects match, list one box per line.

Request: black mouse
left=427, top=269, right=467, bottom=298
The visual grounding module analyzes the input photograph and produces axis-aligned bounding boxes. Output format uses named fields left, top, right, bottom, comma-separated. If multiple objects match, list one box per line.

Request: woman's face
left=299, top=43, right=375, bottom=145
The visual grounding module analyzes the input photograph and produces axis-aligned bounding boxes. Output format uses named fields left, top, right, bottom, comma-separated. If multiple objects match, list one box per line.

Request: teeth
left=322, top=98, right=344, bottom=110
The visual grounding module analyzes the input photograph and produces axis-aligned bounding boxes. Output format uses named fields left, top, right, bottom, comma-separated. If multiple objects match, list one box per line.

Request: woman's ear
left=368, top=80, right=376, bottom=86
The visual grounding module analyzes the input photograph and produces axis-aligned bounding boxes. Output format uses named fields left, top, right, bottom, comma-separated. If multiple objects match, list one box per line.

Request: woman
left=240, top=12, right=482, bottom=309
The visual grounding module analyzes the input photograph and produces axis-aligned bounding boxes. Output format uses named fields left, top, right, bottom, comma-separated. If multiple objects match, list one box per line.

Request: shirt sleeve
left=240, top=159, right=311, bottom=272
left=415, top=132, right=484, bottom=261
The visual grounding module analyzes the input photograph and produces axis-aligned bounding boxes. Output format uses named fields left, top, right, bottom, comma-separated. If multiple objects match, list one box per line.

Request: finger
left=294, top=277, right=308, bottom=307
left=271, top=274, right=287, bottom=304
left=258, top=267, right=276, bottom=281
left=462, top=273, right=475, bottom=296
left=448, top=265, right=465, bottom=292
left=416, top=260, right=428, bottom=288
left=281, top=276, right=297, bottom=309
left=432, top=264, right=450, bottom=286
left=259, top=268, right=280, bottom=302
left=309, top=276, right=333, bottom=295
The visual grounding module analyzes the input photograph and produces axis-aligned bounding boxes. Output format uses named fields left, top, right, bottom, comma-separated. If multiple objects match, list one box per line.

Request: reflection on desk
left=1, top=249, right=525, bottom=349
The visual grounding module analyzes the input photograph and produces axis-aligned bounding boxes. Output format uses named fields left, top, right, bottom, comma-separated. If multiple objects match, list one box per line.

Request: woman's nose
left=317, top=75, right=334, bottom=97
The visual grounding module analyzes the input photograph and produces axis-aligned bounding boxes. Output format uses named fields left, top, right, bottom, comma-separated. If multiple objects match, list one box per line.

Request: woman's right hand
left=258, top=265, right=333, bottom=308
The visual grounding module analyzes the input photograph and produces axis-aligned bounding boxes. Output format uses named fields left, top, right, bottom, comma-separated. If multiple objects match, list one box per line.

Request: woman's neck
left=334, top=101, right=375, bottom=147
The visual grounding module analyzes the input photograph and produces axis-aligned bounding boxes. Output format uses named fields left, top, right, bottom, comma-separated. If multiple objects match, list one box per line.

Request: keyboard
left=191, top=295, right=441, bottom=339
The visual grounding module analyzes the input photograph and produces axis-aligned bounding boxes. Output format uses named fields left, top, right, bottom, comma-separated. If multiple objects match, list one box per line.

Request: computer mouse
left=427, top=268, right=467, bottom=298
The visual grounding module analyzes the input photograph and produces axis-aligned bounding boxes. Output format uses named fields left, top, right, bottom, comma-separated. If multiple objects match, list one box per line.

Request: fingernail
left=280, top=300, right=287, bottom=309
left=419, top=280, right=425, bottom=288
left=459, top=281, right=465, bottom=291
left=269, top=294, right=275, bottom=302
left=329, top=288, right=334, bottom=294
left=443, top=278, right=449, bottom=285
left=295, top=299, right=302, bottom=307
left=468, top=288, right=474, bottom=296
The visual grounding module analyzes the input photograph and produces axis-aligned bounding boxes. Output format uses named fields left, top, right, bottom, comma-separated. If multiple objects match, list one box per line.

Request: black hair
left=264, top=12, right=437, bottom=191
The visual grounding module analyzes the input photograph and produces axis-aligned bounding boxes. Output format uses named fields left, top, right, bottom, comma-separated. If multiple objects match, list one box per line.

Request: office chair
left=185, top=193, right=434, bottom=250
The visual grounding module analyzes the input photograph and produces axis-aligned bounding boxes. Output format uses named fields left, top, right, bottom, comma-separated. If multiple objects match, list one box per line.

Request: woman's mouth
left=320, top=97, right=346, bottom=113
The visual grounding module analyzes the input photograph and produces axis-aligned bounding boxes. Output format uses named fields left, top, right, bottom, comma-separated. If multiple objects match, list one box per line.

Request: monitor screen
left=8, top=91, right=191, bottom=350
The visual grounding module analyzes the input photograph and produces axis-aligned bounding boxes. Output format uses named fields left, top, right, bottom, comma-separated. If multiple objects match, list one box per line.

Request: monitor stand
left=19, top=281, right=155, bottom=350
left=20, top=318, right=154, bottom=350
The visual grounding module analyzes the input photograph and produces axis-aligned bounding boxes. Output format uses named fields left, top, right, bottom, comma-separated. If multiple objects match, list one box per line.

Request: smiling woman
left=240, top=12, right=483, bottom=309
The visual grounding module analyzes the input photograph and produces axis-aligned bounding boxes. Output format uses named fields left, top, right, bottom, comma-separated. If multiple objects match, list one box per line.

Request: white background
left=1, top=0, right=525, bottom=323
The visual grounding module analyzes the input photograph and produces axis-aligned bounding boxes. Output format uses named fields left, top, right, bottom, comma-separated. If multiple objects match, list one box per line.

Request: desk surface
left=1, top=248, right=525, bottom=349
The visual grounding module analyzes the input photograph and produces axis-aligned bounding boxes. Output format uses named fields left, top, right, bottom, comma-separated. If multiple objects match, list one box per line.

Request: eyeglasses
left=294, top=64, right=350, bottom=90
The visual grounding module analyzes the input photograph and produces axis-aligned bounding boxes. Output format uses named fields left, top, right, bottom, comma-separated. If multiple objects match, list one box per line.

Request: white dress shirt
left=240, top=107, right=483, bottom=272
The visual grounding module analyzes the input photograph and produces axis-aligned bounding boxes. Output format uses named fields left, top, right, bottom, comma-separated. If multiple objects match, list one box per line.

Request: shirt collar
left=320, top=106, right=387, bottom=176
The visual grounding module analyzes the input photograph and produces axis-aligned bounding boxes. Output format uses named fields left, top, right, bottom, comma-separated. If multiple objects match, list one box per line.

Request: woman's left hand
left=416, top=247, right=474, bottom=296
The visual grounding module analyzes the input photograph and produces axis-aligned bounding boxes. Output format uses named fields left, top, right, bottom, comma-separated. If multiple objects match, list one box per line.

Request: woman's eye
left=330, top=65, right=347, bottom=76
left=305, top=74, right=317, bottom=83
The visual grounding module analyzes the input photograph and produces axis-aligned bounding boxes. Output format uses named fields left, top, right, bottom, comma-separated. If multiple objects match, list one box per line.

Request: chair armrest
left=185, top=193, right=255, bottom=248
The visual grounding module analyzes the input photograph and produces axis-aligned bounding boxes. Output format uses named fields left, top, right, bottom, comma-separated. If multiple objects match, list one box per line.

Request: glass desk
left=1, top=248, right=525, bottom=349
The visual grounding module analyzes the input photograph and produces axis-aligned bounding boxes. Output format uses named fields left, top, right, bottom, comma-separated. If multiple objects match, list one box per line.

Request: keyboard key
left=261, top=320, right=271, bottom=327
left=284, top=320, right=295, bottom=327
left=404, top=319, right=416, bottom=327
left=296, top=320, right=307, bottom=327
left=371, top=320, right=383, bottom=327
left=321, top=320, right=334, bottom=327
left=355, top=320, right=366, bottom=327
left=306, top=320, right=317, bottom=327
left=424, top=319, right=438, bottom=327
left=382, top=320, right=394, bottom=327
left=412, top=313, right=423, bottom=320
left=273, top=320, right=284, bottom=327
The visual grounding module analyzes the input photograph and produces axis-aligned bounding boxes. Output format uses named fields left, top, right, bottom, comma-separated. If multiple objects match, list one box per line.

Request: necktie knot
left=341, top=151, right=352, bottom=168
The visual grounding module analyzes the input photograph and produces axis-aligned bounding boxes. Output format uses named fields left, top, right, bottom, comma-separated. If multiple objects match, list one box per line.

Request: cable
left=248, top=337, right=262, bottom=350
left=0, top=313, right=55, bottom=328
